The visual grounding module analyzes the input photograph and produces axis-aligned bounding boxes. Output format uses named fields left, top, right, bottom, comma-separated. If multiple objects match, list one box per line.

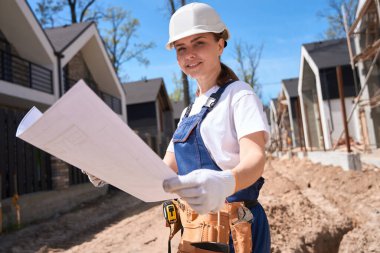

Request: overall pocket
left=172, top=116, right=199, bottom=143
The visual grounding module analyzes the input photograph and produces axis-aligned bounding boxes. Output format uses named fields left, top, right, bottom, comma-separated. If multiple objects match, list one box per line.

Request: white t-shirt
left=167, top=80, right=270, bottom=171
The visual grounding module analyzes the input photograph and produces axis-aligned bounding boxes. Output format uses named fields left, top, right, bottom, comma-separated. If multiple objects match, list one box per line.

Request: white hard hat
left=166, top=2, right=230, bottom=50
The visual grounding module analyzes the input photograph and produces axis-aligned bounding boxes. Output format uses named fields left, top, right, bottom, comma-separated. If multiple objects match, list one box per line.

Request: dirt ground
left=0, top=157, right=379, bottom=253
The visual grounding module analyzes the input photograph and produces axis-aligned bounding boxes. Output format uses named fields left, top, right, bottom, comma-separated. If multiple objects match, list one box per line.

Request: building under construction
left=350, top=0, right=380, bottom=150
left=269, top=0, right=380, bottom=169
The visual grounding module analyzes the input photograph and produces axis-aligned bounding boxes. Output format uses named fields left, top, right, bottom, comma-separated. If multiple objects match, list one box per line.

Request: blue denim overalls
left=172, top=81, right=271, bottom=253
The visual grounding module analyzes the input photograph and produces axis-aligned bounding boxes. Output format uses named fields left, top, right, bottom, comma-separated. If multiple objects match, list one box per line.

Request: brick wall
left=66, top=52, right=98, bottom=90
left=51, top=156, right=69, bottom=190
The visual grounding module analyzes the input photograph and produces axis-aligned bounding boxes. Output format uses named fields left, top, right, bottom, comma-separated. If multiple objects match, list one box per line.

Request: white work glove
left=163, top=169, right=236, bottom=214
left=81, top=170, right=107, bottom=187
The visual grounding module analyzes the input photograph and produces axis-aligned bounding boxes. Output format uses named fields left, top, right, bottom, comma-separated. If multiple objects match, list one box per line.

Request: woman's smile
left=186, top=61, right=202, bottom=69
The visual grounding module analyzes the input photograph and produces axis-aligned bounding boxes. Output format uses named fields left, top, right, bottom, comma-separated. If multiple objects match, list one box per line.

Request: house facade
left=298, top=38, right=361, bottom=151
left=123, top=78, right=174, bottom=157
left=0, top=0, right=126, bottom=230
left=268, top=98, right=280, bottom=152
left=172, top=100, right=185, bottom=127
left=278, top=78, right=305, bottom=149
left=0, top=1, right=60, bottom=229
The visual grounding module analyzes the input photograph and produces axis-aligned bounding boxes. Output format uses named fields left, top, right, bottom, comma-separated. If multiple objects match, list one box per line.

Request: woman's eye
left=176, top=47, right=185, bottom=53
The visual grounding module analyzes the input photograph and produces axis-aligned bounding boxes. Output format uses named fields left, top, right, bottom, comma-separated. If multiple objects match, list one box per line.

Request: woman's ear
left=218, top=39, right=225, bottom=55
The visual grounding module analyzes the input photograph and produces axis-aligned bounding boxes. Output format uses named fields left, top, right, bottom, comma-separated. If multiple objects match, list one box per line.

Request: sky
left=29, top=0, right=332, bottom=105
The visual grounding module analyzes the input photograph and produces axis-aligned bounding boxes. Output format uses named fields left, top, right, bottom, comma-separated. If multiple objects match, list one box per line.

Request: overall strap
left=183, top=80, right=235, bottom=118
left=183, top=103, right=193, bottom=118
left=202, top=80, right=234, bottom=111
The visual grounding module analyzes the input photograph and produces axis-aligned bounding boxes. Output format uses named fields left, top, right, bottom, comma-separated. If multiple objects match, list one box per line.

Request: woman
left=162, top=2, right=270, bottom=253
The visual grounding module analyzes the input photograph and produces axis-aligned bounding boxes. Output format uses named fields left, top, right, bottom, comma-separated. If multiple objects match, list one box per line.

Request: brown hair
left=195, top=32, right=239, bottom=96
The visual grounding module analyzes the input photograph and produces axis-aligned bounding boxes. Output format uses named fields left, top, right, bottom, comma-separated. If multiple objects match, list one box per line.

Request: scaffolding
left=336, top=0, right=380, bottom=151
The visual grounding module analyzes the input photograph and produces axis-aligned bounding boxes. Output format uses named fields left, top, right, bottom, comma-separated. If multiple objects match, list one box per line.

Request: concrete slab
left=307, top=151, right=362, bottom=171
left=297, top=151, right=307, bottom=159
left=361, top=149, right=380, bottom=168
left=270, top=151, right=294, bottom=159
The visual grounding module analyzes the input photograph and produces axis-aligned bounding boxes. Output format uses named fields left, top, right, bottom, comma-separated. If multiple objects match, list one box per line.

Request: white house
left=0, top=0, right=127, bottom=229
left=45, top=22, right=127, bottom=121
left=0, top=0, right=57, bottom=111
left=280, top=78, right=305, bottom=149
left=298, top=38, right=361, bottom=151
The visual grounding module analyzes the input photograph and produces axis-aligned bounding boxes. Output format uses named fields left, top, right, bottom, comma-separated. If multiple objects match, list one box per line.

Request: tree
left=169, top=72, right=183, bottom=102
left=33, top=0, right=155, bottom=80
left=34, top=0, right=64, bottom=27
left=167, top=0, right=191, bottom=107
left=101, top=7, right=155, bottom=77
left=234, top=41, right=263, bottom=96
left=34, top=0, right=101, bottom=27
left=318, top=0, right=359, bottom=39
left=66, top=0, right=97, bottom=23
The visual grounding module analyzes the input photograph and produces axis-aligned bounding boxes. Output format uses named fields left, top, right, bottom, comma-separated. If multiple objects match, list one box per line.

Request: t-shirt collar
left=199, top=85, right=219, bottom=98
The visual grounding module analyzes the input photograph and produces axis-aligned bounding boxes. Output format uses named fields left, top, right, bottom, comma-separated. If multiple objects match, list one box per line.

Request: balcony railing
left=64, top=76, right=122, bottom=115
left=0, top=49, right=53, bottom=94
left=101, top=91, right=122, bottom=114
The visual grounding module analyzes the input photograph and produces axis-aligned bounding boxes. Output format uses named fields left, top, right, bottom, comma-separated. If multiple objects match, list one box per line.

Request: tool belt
left=167, top=199, right=255, bottom=253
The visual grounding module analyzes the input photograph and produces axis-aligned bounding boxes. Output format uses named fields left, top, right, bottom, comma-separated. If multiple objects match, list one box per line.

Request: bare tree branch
left=34, top=0, right=64, bottom=27
left=102, top=7, right=155, bottom=78
left=67, top=0, right=77, bottom=23
left=79, top=0, right=95, bottom=22
left=166, top=0, right=191, bottom=106
left=318, top=0, right=359, bottom=39
left=234, top=40, right=263, bottom=96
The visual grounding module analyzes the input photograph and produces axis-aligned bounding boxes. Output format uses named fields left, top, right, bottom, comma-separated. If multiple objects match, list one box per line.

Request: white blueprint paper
left=16, top=80, right=177, bottom=202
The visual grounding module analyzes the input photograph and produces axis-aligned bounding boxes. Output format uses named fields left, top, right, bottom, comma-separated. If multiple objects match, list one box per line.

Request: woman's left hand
left=163, top=169, right=235, bottom=214
left=81, top=170, right=107, bottom=187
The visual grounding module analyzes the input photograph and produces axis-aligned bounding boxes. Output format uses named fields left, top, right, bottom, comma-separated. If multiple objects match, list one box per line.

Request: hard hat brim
left=166, top=28, right=230, bottom=50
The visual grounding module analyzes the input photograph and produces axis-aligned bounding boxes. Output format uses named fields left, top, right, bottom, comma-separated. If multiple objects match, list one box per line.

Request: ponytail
left=216, top=62, right=239, bottom=87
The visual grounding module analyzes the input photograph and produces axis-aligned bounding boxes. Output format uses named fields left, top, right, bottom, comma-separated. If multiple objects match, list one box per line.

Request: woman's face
left=174, top=33, right=224, bottom=80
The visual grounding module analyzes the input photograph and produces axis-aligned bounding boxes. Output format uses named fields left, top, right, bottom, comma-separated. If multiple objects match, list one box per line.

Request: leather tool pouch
left=175, top=200, right=254, bottom=253
left=227, top=202, right=253, bottom=253
left=177, top=200, right=230, bottom=253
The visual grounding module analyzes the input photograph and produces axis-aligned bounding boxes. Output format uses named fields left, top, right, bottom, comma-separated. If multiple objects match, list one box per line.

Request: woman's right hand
left=162, top=169, right=235, bottom=214
left=81, top=170, right=107, bottom=187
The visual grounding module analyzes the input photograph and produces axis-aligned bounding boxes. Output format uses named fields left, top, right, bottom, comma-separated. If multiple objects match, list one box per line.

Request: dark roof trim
left=24, top=0, right=56, bottom=53
left=54, top=22, right=94, bottom=54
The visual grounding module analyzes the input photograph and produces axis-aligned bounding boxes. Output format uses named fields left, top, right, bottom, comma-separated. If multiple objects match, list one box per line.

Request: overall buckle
left=204, top=97, right=216, bottom=108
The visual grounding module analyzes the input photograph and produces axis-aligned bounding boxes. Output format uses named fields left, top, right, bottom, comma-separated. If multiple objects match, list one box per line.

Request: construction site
left=0, top=0, right=379, bottom=252
left=268, top=0, right=380, bottom=170
left=0, top=157, right=378, bottom=253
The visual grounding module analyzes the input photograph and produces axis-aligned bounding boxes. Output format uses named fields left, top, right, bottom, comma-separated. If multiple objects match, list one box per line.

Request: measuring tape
left=163, top=200, right=177, bottom=224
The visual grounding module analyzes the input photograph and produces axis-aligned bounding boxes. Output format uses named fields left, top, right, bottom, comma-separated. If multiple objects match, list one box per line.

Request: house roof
left=282, top=78, right=299, bottom=98
left=123, top=78, right=165, bottom=105
left=303, top=38, right=353, bottom=69
left=45, top=22, right=93, bottom=53
left=172, top=100, right=185, bottom=119
left=270, top=98, right=278, bottom=111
